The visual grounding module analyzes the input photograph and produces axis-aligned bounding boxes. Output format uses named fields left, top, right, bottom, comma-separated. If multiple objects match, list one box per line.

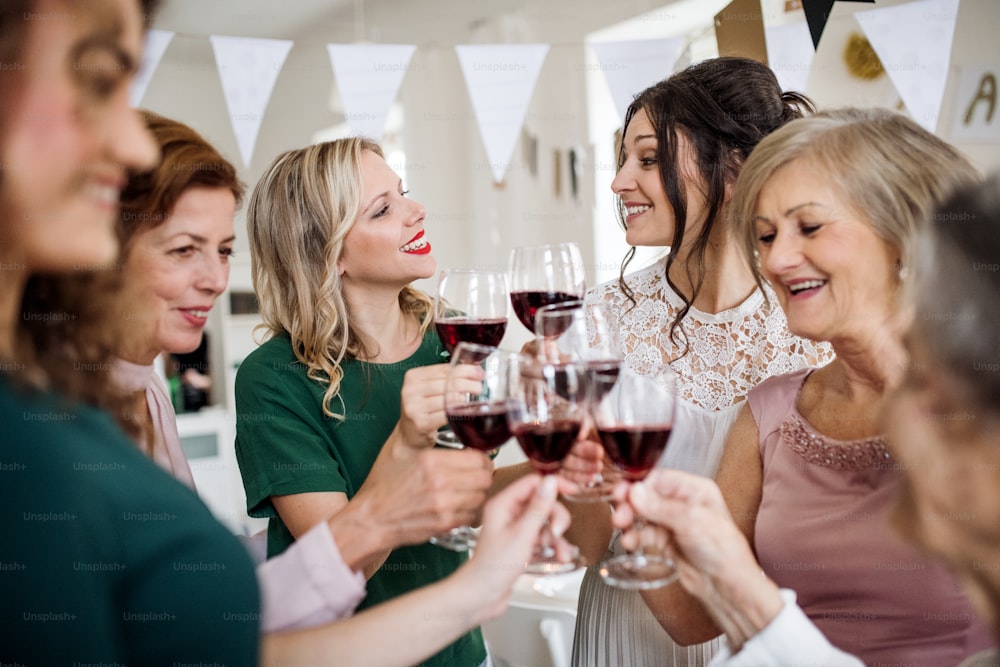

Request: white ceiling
left=149, top=0, right=671, bottom=44
left=150, top=0, right=353, bottom=40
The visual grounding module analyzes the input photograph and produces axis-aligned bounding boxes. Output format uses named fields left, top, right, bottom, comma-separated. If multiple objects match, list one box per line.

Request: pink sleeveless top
left=751, top=368, right=992, bottom=665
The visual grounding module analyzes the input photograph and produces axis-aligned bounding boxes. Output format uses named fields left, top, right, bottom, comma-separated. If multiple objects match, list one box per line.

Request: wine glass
left=429, top=342, right=514, bottom=552
left=508, top=242, right=585, bottom=334
left=593, top=367, right=679, bottom=589
left=507, top=353, right=586, bottom=575
left=535, top=300, right=623, bottom=502
left=433, top=269, right=508, bottom=446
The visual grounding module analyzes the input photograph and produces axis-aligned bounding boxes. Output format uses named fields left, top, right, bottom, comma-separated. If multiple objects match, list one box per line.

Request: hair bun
left=779, top=91, right=815, bottom=122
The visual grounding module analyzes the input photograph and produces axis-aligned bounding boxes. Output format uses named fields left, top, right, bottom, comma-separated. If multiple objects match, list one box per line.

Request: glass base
left=429, top=525, right=479, bottom=552
left=523, top=543, right=583, bottom=576
left=434, top=428, right=463, bottom=448
left=524, top=554, right=583, bottom=576
left=560, top=475, right=616, bottom=503
left=599, top=553, right=678, bottom=590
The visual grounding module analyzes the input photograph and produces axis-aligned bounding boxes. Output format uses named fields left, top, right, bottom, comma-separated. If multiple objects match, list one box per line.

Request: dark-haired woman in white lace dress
left=568, top=57, right=832, bottom=667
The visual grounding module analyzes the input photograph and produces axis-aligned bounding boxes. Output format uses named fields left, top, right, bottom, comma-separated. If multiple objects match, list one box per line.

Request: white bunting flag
left=210, top=35, right=294, bottom=168
left=589, top=38, right=685, bottom=122
left=854, top=0, right=960, bottom=133
left=327, top=44, right=416, bottom=141
left=765, top=21, right=815, bottom=95
left=455, top=44, right=549, bottom=183
left=130, top=29, right=174, bottom=107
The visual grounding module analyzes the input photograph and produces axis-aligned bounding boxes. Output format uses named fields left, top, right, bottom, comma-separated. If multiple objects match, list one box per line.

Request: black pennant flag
left=802, top=0, right=876, bottom=50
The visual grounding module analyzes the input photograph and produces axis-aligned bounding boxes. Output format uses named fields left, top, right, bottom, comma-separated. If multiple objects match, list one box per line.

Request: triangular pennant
left=803, top=0, right=875, bottom=50
left=130, top=29, right=174, bottom=107
left=455, top=44, right=549, bottom=183
left=209, top=35, right=293, bottom=168
left=765, top=21, right=815, bottom=93
left=854, top=0, right=960, bottom=132
left=590, top=38, right=685, bottom=123
left=326, top=44, right=417, bottom=141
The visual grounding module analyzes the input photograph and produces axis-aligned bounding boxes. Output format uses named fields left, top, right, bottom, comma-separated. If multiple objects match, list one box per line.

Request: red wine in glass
left=433, top=270, right=508, bottom=447
left=435, top=317, right=507, bottom=355
left=431, top=343, right=514, bottom=553
left=593, top=368, right=679, bottom=590
left=596, top=425, right=672, bottom=481
left=512, top=419, right=582, bottom=474
left=510, top=290, right=579, bottom=332
left=447, top=401, right=512, bottom=452
left=507, top=353, right=586, bottom=574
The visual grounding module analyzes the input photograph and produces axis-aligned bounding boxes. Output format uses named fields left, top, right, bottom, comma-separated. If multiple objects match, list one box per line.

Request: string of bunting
left=131, top=0, right=961, bottom=176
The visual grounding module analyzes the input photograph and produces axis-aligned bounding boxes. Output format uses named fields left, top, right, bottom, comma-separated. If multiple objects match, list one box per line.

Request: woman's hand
left=397, top=364, right=482, bottom=448
left=614, top=469, right=783, bottom=649
left=560, top=430, right=605, bottom=490
left=455, top=474, right=575, bottom=621
left=349, top=446, right=495, bottom=552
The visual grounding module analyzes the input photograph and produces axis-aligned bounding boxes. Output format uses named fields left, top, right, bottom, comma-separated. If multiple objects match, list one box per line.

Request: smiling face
left=119, top=186, right=236, bottom=363
left=336, top=149, right=435, bottom=290
left=753, top=158, right=901, bottom=344
left=612, top=108, right=709, bottom=250
left=0, top=0, right=158, bottom=271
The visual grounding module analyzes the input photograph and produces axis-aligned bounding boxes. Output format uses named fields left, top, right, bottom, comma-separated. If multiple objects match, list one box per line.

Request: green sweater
left=235, top=329, right=486, bottom=667
left=0, top=376, right=259, bottom=665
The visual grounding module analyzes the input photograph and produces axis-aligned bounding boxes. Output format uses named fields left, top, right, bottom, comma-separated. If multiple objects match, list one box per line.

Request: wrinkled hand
left=397, top=364, right=482, bottom=448
left=613, top=470, right=760, bottom=600
left=352, top=446, right=494, bottom=548
left=458, top=475, right=576, bottom=621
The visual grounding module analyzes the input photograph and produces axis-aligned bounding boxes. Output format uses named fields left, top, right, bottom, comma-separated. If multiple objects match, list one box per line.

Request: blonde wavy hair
left=731, top=108, right=979, bottom=293
left=247, top=138, right=434, bottom=419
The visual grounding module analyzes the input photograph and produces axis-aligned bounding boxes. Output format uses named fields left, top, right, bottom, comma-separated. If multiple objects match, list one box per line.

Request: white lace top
left=572, top=258, right=833, bottom=667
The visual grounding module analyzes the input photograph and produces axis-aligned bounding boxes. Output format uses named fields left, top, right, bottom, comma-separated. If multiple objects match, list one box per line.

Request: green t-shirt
left=235, top=329, right=486, bottom=667
left=0, top=376, right=260, bottom=665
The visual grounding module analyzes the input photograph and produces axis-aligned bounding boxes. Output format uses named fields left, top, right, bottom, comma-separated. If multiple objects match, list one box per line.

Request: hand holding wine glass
left=433, top=269, right=508, bottom=446
left=507, top=354, right=586, bottom=574
left=508, top=242, right=585, bottom=333
left=430, top=343, right=514, bottom=551
left=593, top=367, right=679, bottom=589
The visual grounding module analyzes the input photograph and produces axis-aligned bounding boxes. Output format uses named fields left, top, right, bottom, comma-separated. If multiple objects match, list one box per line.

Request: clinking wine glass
left=429, top=342, right=514, bottom=552
left=508, top=242, right=585, bottom=334
left=507, top=354, right=586, bottom=575
left=433, top=269, right=509, bottom=447
left=535, top=300, right=623, bottom=502
left=593, top=367, right=679, bottom=589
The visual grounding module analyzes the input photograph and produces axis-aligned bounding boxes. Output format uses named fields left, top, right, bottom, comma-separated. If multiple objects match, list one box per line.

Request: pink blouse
left=751, top=368, right=992, bottom=665
left=114, top=359, right=196, bottom=489
left=115, top=358, right=365, bottom=632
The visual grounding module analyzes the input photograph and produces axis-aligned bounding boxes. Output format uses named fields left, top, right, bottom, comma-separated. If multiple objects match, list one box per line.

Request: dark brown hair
left=616, top=57, right=813, bottom=351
